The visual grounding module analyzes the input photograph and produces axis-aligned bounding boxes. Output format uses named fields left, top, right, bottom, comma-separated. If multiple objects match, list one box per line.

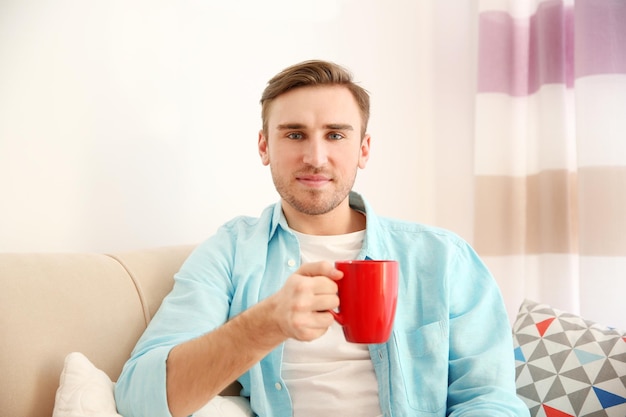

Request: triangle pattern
left=568, top=386, right=592, bottom=416
left=538, top=318, right=557, bottom=336
left=592, top=387, right=626, bottom=409
left=543, top=404, right=574, bottom=417
left=513, top=300, right=626, bottom=417
left=575, top=349, right=605, bottom=366
left=581, top=410, right=609, bottom=417
left=593, top=359, right=619, bottom=385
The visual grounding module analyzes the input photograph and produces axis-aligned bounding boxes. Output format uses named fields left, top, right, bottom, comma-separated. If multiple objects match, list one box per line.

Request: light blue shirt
left=115, top=192, right=529, bottom=417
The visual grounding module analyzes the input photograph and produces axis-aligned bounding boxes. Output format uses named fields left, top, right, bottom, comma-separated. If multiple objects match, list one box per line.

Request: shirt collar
left=267, top=191, right=381, bottom=253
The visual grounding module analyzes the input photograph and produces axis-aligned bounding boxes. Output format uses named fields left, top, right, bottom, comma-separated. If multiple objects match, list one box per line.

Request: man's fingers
left=311, top=293, right=340, bottom=312
left=296, top=261, right=343, bottom=281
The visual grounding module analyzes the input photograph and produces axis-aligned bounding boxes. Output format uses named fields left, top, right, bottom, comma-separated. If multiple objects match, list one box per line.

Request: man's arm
left=446, top=243, right=529, bottom=417
left=165, top=261, right=342, bottom=417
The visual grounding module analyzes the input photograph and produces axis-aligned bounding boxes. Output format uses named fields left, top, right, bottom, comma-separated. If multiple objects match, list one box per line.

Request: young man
left=115, top=60, right=529, bottom=417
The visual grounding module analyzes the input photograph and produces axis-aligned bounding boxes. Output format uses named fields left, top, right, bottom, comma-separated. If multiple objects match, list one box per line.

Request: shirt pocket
left=393, top=320, right=448, bottom=413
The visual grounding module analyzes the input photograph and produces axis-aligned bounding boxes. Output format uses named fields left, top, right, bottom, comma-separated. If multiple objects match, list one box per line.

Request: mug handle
left=328, top=310, right=344, bottom=325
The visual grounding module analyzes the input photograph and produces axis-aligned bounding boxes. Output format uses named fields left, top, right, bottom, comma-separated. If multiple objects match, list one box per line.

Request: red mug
left=330, top=260, right=399, bottom=343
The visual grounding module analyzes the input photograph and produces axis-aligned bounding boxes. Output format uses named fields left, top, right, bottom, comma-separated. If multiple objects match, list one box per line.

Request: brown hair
left=260, top=60, right=370, bottom=137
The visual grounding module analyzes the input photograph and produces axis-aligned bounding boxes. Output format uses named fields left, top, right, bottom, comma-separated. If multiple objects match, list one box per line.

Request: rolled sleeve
left=115, top=346, right=172, bottom=417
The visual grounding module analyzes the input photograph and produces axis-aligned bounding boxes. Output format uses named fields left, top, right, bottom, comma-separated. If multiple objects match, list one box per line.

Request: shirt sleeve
left=114, top=228, right=236, bottom=417
left=446, top=241, right=530, bottom=417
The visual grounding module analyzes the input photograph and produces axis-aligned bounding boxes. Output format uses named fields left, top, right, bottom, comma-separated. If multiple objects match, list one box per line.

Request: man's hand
left=166, top=261, right=343, bottom=417
left=268, top=261, right=343, bottom=341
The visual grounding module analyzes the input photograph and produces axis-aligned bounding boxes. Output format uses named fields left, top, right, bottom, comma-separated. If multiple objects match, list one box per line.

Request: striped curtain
left=475, top=0, right=626, bottom=328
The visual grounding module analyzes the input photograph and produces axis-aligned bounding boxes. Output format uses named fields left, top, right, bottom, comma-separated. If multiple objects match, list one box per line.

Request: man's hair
left=260, top=60, right=370, bottom=137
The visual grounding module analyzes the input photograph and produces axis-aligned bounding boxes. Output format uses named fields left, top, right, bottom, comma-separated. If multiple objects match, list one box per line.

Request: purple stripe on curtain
left=478, top=0, right=574, bottom=96
left=575, top=0, right=626, bottom=79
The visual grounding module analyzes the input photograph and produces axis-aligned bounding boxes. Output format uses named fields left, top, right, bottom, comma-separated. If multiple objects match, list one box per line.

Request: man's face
left=258, top=85, right=370, bottom=216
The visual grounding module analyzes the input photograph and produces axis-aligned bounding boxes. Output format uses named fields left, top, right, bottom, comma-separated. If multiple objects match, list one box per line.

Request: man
left=115, top=60, right=529, bottom=417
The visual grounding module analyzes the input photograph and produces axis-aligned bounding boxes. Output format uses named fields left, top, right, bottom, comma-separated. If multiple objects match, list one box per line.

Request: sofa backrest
left=0, top=245, right=194, bottom=417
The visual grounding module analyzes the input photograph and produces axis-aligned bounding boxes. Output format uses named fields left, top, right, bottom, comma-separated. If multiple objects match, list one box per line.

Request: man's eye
left=287, top=132, right=303, bottom=140
left=328, top=133, right=344, bottom=140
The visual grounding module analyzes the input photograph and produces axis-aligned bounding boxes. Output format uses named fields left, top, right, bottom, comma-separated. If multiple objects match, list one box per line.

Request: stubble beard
left=271, top=167, right=357, bottom=216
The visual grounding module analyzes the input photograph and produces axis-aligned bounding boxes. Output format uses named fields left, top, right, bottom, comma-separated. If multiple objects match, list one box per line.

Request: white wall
left=2, top=0, right=476, bottom=253
left=4, top=1, right=623, bottom=330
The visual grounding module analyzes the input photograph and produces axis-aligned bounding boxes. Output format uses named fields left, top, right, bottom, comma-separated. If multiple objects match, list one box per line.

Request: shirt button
left=275, top=382, right=283, bottom=390
left=287, top=259, right=296, bottom=267
left=378, top=351, right=384, bottom=360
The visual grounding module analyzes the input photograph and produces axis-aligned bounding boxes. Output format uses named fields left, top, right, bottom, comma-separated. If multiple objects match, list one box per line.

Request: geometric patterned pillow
left=513, top=299, right=626, bottom=417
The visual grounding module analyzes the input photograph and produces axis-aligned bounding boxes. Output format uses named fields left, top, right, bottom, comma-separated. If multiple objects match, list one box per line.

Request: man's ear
left=258, top=130, right=270, bottom=166
left=358, top=134, right=371, bottom=169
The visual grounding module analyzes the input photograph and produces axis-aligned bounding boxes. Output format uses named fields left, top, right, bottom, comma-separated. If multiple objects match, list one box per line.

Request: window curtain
left=474, top=0, right=626, bottom=327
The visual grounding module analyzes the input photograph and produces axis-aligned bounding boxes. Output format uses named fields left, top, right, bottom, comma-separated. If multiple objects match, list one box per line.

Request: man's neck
left=282, top=200, right=366, bottom=236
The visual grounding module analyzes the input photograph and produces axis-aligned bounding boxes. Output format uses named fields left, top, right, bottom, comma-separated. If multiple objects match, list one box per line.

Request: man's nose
left=302, top=137, right=328, bottom=167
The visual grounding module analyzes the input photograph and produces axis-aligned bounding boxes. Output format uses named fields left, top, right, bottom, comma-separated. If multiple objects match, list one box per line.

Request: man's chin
left=290, top=203, right=334, bottom=216
left=285, top=194, right=344, bottom=216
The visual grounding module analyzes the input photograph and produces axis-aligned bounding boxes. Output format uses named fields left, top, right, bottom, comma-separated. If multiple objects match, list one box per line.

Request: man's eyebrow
left=325, top=123, right=354, bottom=131
left=277, top=123, right=306, bottom=130
left=276, top=123, right=354, bottom=131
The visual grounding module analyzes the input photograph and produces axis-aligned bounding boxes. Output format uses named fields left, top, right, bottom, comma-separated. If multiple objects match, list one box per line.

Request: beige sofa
left=0, top=245, right=242, bottom=417
left=4, top=246, right=625, bottom=417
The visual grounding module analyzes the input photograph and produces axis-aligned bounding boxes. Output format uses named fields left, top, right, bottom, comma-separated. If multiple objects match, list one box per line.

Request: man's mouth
left=296, top=174, right=332, bottom=188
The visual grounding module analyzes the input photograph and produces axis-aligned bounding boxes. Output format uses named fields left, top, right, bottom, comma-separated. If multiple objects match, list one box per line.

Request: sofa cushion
left=0, top=253, right=147, bottom=417
left=513, top=299, right=626, bottom=417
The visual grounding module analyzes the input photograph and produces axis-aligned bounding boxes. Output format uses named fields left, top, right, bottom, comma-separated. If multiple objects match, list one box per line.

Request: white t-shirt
left=281, top=230, right=383, bottom=417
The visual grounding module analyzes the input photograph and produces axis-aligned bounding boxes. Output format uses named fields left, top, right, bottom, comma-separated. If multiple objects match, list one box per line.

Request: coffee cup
left=330, top=260, right=399, bottom=343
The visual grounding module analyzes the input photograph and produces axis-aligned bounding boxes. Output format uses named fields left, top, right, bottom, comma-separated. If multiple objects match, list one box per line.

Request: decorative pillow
left=53, top=352, right=253, bottom=417
left=513, top=300, right=626, bottom=417
left=52, top=352, right=121, bottom=417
